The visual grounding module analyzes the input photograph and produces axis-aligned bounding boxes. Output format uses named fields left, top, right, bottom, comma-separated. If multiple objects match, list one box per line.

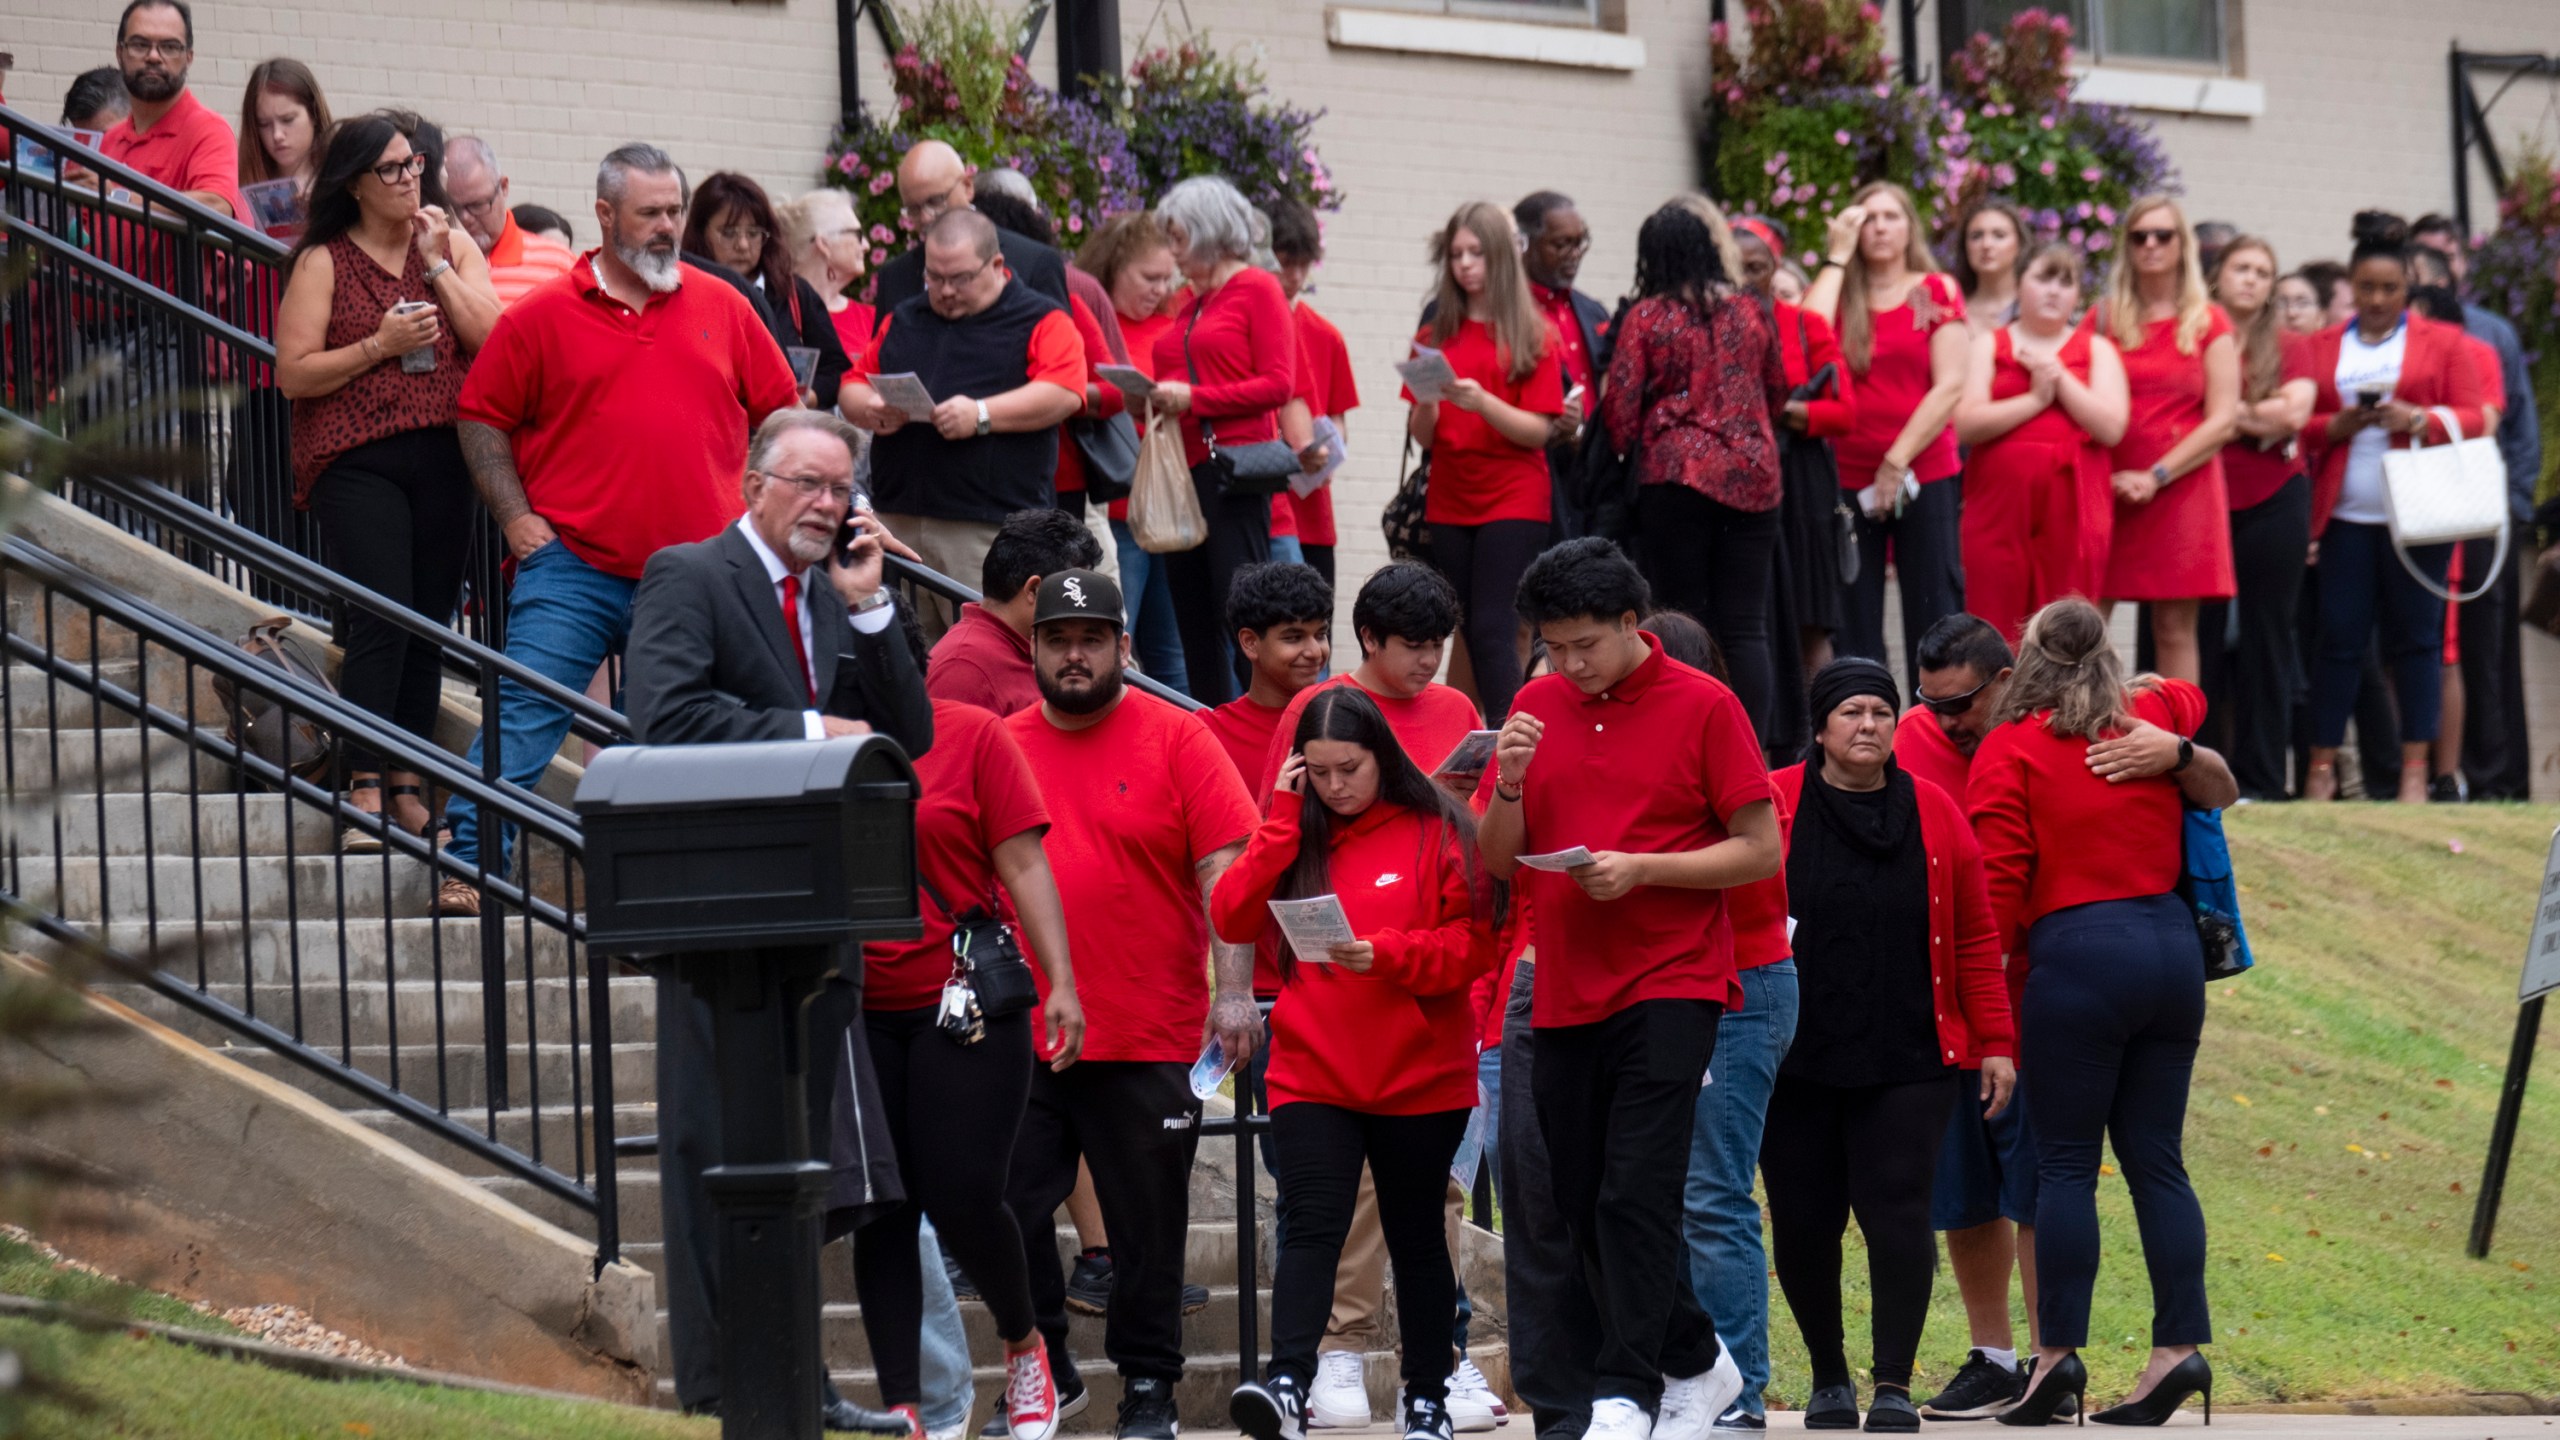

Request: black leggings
left=852, top=1004, right=1038, bottom=1405
left=1761, top=1070, right=1960, bottom=1391
left=1268, top=1102, right=1470, bottom=1400
left=2199, top=474, right=2309, bottom=799
left=1427, top=519, right=1546, bottom=723
left=1840, top=475, right=1964, bottom=686
left=1163, top=466, right=1273, bottom=705
left=306, top=428, right=477, bottom=774
left=1633, top=485, right=1782, bottom=740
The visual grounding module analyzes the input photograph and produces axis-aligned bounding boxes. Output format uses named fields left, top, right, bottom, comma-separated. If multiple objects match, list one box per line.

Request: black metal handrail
left=0, top=534, right=618, bottom=1268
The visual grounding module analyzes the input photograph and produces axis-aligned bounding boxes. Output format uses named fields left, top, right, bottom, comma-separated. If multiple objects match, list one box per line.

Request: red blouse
left=1601, top=293, right=1790, bottom=513
left=1838, top=272, right=1967, bottom=489
left=291, top=234, right=470, bottom=504
left=1153, top=266, right=1297, bottom=469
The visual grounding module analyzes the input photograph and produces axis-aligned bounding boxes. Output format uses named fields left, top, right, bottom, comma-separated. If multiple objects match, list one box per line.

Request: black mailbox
left=577, top=734, right=922, bottom=955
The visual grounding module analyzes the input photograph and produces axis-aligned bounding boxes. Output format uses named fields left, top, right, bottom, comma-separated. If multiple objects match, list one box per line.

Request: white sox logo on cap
left=1064, top=576, right=1088, bottom=609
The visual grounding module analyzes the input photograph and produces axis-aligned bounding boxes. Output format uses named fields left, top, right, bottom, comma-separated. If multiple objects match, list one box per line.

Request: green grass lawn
left=1762, top=802, right=2560, bottom=1407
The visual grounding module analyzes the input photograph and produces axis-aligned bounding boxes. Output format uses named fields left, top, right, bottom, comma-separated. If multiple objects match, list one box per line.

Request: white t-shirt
left=2331, top=320, right=2407, bottom=526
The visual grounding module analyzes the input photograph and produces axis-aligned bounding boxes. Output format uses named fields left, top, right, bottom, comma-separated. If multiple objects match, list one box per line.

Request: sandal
left=387, top=782, right=437, bottom=840
left=434, top=876, right=482, bottom=917
left=342, top=776, right=388, bottom=855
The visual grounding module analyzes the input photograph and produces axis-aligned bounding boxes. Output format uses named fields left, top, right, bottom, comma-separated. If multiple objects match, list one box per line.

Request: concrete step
left=7, top=725, right=232, bottom=794
left=342, top=1099, right=654, bottom=1180
left=5, top=592, right=144, bottom=663
left=97, top=971, right=654, bottom=1053
left=51, top=913, right=585, bottom=991
left=14, top=850, right=437, bottom=922
left=224, top=1036, right=650, bottom=1113
left=0, top=657, right=213, bottom=728
left=5, top=790, right=337, bottom=858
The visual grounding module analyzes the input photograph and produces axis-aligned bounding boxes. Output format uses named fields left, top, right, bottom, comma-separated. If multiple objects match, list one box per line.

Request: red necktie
left=779, top=573, right=816, bottom=704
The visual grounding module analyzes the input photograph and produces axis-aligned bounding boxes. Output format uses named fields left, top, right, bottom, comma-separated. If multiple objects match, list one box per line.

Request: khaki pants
left=879, top=513, right=1003, bottom=641
left=1320, top=1166, right=1468, bottom=1354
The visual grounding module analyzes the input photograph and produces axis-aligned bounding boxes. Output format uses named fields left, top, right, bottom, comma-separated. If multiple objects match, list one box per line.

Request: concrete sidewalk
left=1171, top=1420, right=2555, bottom=1439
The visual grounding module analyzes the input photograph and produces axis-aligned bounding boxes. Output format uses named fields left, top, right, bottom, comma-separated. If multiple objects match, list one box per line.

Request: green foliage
left=2469, top=137, right=2560, bottom=505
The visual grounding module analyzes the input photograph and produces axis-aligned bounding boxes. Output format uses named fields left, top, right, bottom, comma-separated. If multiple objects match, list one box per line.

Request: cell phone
left=391, top=300, right=437, bottom=374
left=2356, top=387, right=2384, bottom=409
left=832, top=494, right=872, bottom=562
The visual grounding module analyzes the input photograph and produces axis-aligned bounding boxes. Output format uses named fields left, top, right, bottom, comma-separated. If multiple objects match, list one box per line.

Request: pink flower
left=1766, top=155, right=1785, bottom=176
left=2090, top=231, right=2113, bottom=250
left=870, top=223, right=896, bottom=244
left=2039, top=113, right=2057, bottom=130
left=1992, top=162, right=2017, bottom=186
left=1067, top=214, right=1084, bottom=233
left=868, top=171, right=896, bottom=195
left=836, top=153, right=860, bottom=176
left=1711, top=20, right=1729, bottom=43
left=2067, top=227, right=2085, bottom=244
left=1835, top=129, right=1853, bottom=146
left=2038, top=158, right=2058, bottom=176
left=2096, top=204, right=2117, bottom=225
left=2081, top=166, right=2103, bottom=183
left=1860, top=3, right=1882, bottom=20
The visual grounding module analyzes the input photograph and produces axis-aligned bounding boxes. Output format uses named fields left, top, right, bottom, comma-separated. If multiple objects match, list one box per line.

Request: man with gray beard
left=436, top=141, right=800, bottom=919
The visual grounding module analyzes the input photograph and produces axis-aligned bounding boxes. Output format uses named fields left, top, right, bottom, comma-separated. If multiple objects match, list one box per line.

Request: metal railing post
left=479, top=654, right=510, bottom=1114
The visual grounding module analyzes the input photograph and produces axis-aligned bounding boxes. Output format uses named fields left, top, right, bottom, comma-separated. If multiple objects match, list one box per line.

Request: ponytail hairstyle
left=1994, top=597, right=2132, bottom=741
left=1837, top=180, right=1941, bottom=373
left=2349, top=209, right=2411, bottom=271
left=1272, top=687, right=1503, bottom=983
left=2104, top=195, right=2214, bottom=356
left=1427, top=200, right=1548, bottom=382
left=2210, top=235, right=2286, bottom=404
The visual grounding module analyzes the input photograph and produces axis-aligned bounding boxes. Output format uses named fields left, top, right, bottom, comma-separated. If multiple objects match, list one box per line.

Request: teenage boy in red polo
left=1478, top=538, right=1780, bottom=1440
left=927, top=507, right=1102, bottom=718
left=1197, top=561, right=1334, bottom=784
left=1003, top=569, right=1263, bottom=1440
left=1254, top=561, right=1482, bottom=804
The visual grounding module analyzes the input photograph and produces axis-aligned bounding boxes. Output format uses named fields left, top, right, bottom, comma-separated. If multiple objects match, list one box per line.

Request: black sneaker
left=985, top=1366, right=1088, bottom=1436
left=1118, top=1376, right=1180, bottom=1440
left=1710, top=1404, right=1766, bottom=1434
left=1401, top=1392, right=1456, bottom=1440
left=2429, top=773, right=2468, bottom=803
left=1182, top=1283, right=1210, bottom=1315
left=1233, top=1375, right=1308, bottom=1440
left=1918, top=1350, right=2023, bottom=1421
left=947, top=1249, right=981, bottom=1304
left=1066, top=1248, right=1114, bottom=1316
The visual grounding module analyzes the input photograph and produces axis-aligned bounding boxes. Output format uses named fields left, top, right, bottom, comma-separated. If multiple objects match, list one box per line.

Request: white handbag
left=2379, top=405, right=2508, bottom=603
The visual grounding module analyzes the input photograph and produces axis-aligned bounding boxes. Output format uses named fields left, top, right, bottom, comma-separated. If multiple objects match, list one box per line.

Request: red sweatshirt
left=1211, top=799, right=1495, bottom=1114
left=1966, top=679, right=2205, bottom=962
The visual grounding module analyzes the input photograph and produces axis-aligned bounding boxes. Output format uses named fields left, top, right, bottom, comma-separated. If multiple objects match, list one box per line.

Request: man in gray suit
left=625, top=407, right=935, bottom=1428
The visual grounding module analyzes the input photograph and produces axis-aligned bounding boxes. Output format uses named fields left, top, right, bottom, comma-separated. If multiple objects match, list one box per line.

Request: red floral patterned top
left=1601, top=292, right=1790, bottom=513
left=290, top=234, right=469, bottom=505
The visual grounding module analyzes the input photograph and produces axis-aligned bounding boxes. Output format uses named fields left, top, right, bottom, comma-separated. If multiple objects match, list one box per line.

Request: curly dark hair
left=1351, top=562, right=1460, bottom=653
left=1228, top=561, right=1334, bottom=636
left=1515, top=538, right=1648, bottom=627
left=1632, top=202, right=1738, bottom=315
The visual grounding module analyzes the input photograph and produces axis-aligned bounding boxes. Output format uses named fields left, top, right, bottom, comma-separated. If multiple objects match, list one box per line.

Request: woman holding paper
left=1409, top=200, right=1565, bottom=725
left=1212, top=686, right=1501, bottom=1440
left=1758, top=657, right=2014, bottom=1433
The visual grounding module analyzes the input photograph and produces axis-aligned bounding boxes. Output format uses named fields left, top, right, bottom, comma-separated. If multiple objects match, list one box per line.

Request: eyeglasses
left=759, top=472, right=857, bottom=506
left=2276, top=295, right=2318, bottom=313
left=1914, top=676, right=1990, bottom=716
left=1537, top=234, right=1593, bottom=256
left=716, top=224, right=770, bottom=248
left=118, top=37, right=190, bottom=59
left=899, top=179, right=969, bottom=224
left=2128, top=228, right=2181, bottom=249
left=924, top=256, right=996, bottom=291
left=370, top=153, right=428, bottom=186
left=450, top=190, right=504, bottom=221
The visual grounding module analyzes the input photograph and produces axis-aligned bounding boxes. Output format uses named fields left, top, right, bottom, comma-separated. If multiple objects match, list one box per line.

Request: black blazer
left=625, top=524, right=933, bottom=758
left=870, top=227, right=1071, bottom=330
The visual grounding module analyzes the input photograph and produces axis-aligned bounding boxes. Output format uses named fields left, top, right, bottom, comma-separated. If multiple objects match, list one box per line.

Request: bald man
left=868, top=140, right=1071, bottom=326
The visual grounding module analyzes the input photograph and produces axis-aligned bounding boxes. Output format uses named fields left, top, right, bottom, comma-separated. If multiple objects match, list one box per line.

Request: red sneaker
left=1004, top=1345, right=1060, bottom=1440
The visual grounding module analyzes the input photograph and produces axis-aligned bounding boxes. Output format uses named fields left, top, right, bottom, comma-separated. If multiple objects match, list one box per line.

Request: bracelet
left=422, top=259, right=453, bottom=285
left=1817, top=255, right=1846, bottom=271
left=1495, top=782, right=1524, bottom=804
left=361, top=336, right=381, bottom=363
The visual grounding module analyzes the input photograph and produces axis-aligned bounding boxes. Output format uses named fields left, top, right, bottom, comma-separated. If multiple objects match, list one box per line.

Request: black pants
left=1164, top=466, right=1272, bottom=705
left=1428, top=518, right=1547, bottom=723
left=2289, top=574, right=2404, bottom=797
left=854, top=1005, right=1038, bottom=1405
left=305, top=428, right=477, bottom=774
left=1635, top=485, right=1782, bottom=742
left=1004, top=1060, right=1201, bottom=1383
left=1760, top=1071, right=1959, bottom=1390
left=2024, top=895, right=2210, bottom=1350
left=1268, top=1102, right=1470, bottom=1400
left=1499, top=961, right=1598, bottom=1437
left=1533, top=998, right=1723, bottom=1412
left=2199, top=474, right=2309, bottom=799
left=2459, top=535, right=2531, bottom=799
left=657, top=975, right=863, bottom=1411
left=1841, top=477, right=1964, bottom=686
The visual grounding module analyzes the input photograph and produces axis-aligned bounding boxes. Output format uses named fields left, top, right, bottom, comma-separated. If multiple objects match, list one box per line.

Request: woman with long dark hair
left=686, top=170, right=850, bottom=407
left=1216, top=686, right=1499, bottom=1440
left=273, top=114, right=499, bottom=844
left=1411, top=200, right=1563, bottom=724
left=1969, top=599, right=2238, bottom=1427
left=1760, top=658, right=2015, bottom=1434
left=1952, top=200, right=2030, bottom=332
left=1605, top=199, right=1790, bottom=737
left=2200, top=236, right=2316, bottom=800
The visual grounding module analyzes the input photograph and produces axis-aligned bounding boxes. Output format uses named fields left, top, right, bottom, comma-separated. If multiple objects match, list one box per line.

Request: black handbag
left=1072, top=411, right=1141, bottom=504
left=1184, top=291, right=1296, bottom=496
left=920, top=876, right=1039, bottom=1024
left=1383, top=433, right=1431, bottom=560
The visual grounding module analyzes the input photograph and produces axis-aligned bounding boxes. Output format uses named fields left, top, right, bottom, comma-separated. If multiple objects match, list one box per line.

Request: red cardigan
left=1211, top=800, right=1495, bottom=1114
left=1776, top=299, right=1857, bottom=439
left=1771, top=764, right=2015, bottom=1066
left=2299, top=312, right=2489, bottom=536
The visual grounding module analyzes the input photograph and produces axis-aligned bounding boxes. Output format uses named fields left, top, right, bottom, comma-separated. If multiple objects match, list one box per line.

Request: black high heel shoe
left=1997, top=1353, right=2087, bottom=1427
left=2091, top=1353, right=2212, bottom=1427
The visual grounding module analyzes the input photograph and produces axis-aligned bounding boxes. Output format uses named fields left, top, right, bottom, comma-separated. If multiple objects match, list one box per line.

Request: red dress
left=2102, top=307, right=2236, bottom=601
left=1837, top=273, right=1967, bottom=491
left=1961, top=326, right=2112, bottom=642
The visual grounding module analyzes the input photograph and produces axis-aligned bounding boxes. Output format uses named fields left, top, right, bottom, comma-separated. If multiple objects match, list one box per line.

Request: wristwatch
left=848, top=590, right=892, bottom=616
left=2151, top=463, right=2172, bottom=488
left=2171, top=736, right=2194, bottom=773
left=974, top=400, right=992, bottom=438
left=422, top=259, right=453, bottom=286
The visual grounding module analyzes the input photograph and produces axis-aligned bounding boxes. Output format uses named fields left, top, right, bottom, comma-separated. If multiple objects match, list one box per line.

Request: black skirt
left=1779, top=430, right=1848, bottom=636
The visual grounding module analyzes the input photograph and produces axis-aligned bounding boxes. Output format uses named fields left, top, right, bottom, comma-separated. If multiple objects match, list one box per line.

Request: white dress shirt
left=735, top=517, right=897, bottom=739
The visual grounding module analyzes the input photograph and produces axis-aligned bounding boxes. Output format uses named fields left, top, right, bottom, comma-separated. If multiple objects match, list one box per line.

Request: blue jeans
left=917, top=1220, right=974, bottom=1432
left=1269, top=534, right=1306, bottom=565
left=1684, top=960, right=1799, bottom=1414
left=444, top=539, right=637, bottom=877
left=1477, top=1044, right=1503, bottom=1208
left=1110, top=519, right=1189, bottom=698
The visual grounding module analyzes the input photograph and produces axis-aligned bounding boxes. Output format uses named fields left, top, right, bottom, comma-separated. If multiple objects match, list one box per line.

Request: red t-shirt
left=860, top=305, right=1083, bottom=390
left=925, top=603, right=1040, bottom=717
left=1273, top=302, right=1362, bottom=548
left=1410, top=318, right=1566, bottom=527
left=1838, top=272, right=1967, bottom=489
left=1105, top=310, right=1177, bottom=522
left=2222, top=330, right=2313, bottom=511
left=1255, top=673, right=1485, bottom=810
left=457, top=256, right=799, bottom=578
left=828, top=301, right=876, bottom=361
left=1154, top=267, right=1297, bottom=468
left=1006, top=691, right=1261, bottom=1062
left=1496, top=635, right=1773, bottom=1026
left=1199, top=695, right=1290, bottom=792
left=1893, top=703, right=1975, bottom=807
left=865, top=701, right=1051, bottom=1012
left=100, top=90, right=247, bottom=223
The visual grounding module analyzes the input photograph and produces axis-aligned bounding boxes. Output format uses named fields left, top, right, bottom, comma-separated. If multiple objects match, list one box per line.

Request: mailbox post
left=578, top=736, right=920, bottom=1440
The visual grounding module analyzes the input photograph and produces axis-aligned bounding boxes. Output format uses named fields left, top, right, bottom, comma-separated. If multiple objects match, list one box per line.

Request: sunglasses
left=1915, top=676, right=1989, bottom=716
left=2128, top=227, right=2181, bottom=249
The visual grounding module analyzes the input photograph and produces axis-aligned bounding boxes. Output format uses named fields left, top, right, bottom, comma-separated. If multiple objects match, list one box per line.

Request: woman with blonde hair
left=1808, top=181, right=1971, bottom=681
left=1409, top=199, right=1563, bottom=722
left=1968, top=597, right=2235, bottom=1427
left=778, top=188, right=874, bottom=361
left=2094, top=196, right=2239, bottom=683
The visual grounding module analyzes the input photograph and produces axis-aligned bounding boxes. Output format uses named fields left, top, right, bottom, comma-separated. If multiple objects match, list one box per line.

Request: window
left=1365, top=0, right=1601, bottom=25
left=1943, top=0, right=2224, bottom=69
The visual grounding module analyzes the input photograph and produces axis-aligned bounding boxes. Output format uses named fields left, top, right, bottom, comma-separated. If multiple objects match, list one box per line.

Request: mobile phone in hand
left=832, top=493, right=872, bottom=562
left=2356, top=387, right=2384, bottom=409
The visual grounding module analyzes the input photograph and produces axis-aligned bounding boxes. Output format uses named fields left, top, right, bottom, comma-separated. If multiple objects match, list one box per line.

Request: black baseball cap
left=1032, top=569, right=1124, bottom=631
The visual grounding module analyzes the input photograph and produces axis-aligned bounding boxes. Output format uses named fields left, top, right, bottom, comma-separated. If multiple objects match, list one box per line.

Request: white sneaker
left=1582, top=1397, right=1653, bottom=1440
left=1450, top=1357, right=1508, bottom=1427
left=1308, top=1351, right=1371, bottom=1429
left=1654, top=1348, right=1742, bottom=1440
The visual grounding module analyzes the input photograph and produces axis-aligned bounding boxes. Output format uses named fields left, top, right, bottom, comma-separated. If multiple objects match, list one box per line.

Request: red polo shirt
left=485, top=212, right=576, bottom=310
left=1894, top=704, right=1974, bottom=807
left=926, top=603, right=1041, bottom=718
left=457, top=255, right=799, bottom=579
left=100, top=90, right=246, bottom=221
left=1496, top=634, right=1772, bottom=1027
